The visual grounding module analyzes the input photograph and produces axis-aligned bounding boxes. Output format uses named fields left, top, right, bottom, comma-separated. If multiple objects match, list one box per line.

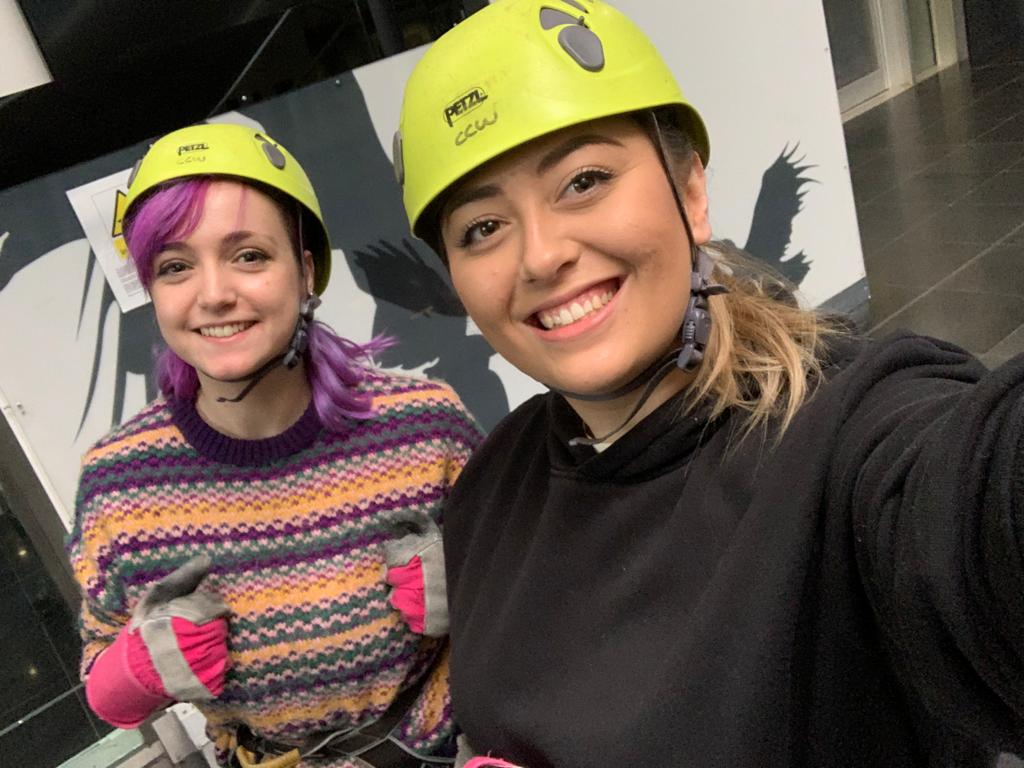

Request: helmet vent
left=539, top=7, right=578, bottom=29
left=539, top=7, right=604, bottom=72
left=392, top=131, right=405, bottom=186
left=558, top=24, right=604, bottom=72
left=256, top=134, right=287, bottom=169
left=126, top=158, right=143, bottom=190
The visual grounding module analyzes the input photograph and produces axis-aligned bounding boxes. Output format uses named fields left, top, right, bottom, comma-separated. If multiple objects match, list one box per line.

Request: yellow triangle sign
left=111, top=189, right=128, bottom=238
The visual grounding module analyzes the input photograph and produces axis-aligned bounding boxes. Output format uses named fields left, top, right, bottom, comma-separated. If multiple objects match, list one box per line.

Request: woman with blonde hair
left=394, top=1, right=1024, bottom=765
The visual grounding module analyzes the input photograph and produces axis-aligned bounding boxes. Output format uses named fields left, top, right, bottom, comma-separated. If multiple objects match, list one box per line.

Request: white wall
left=615, top=0, right=864, bottom=306
left=0, top=0, right=51, bottom=98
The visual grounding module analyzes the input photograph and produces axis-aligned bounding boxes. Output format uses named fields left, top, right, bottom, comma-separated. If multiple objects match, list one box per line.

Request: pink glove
left=384, top=518, right=448, bottom=637
left=85, top=555, right=230, bottom=729
left=464, top=759, right=526, bottom=768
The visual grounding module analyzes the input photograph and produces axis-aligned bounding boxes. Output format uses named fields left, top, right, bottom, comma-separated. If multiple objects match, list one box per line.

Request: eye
left=154, top=260, right=188, bottom=278
left=565, top=168, right=612, bottom=198
left=458, top=218, right=503, bottom=248
left=236, top=249, right=270, bottom=264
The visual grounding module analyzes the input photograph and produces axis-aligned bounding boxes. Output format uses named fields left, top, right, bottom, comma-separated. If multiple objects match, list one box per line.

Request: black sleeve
left=833, top=334, right=1024, bottom=749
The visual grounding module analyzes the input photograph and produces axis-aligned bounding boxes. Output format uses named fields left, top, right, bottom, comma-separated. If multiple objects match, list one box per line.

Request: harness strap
left=234, top=681, right=452, bottom=767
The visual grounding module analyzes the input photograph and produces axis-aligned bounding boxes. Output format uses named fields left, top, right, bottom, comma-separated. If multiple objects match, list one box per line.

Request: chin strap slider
left=676, top=248, right=728, bottom=372
left=283, top=294, right=321, bottom=369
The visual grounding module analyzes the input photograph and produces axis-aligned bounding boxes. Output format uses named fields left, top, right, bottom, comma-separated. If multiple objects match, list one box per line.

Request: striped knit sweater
left=68, top=370, right=483, bottom=766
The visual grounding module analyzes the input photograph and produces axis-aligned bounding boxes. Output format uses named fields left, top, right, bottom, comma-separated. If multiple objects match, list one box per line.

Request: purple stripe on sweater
left=89, top=405, right=174, bottom=449
left=78, top=418, right=471, bottom=504
left=85, top=414, right=464, bottom=471
left=79, top=421, right=459, bottom=484
left=91, top=482, right=444, bottom=593
left=124, top=482, right=440, bottom=541
left=219, top=650, right=416, bottom=706
left=116, top=530, right=391, bottom=589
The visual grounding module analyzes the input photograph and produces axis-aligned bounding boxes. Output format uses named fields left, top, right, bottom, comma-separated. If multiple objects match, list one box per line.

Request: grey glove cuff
left=454, top=734, right=475, bottom=768
left=385, top=519, right=449, bottom=637
left=130, top=555, right=230, bottom=701
left=140, top=617, right=217, bottom=701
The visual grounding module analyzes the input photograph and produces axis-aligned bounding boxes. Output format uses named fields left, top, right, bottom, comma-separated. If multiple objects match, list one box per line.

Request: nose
left=196, top=264, right=237, bottom=311
left=518, top=209, right=581, bottom=283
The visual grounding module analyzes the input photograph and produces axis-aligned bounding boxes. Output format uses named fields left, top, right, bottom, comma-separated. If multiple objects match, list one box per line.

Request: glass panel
left=907, top=0, right=938, bottom=74
left=823, top=0, right=882, bottom=89
left=0, top=493, right=111, bottom=767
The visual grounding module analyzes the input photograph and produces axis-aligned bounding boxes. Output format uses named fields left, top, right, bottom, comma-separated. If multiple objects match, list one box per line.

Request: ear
left=681, top=153, right=712, bottom=245
left=302, top=249, right=316, bottom=295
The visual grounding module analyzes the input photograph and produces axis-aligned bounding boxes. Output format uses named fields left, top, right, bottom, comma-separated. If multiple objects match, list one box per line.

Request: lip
left=528, top=278, right=622, bottom=341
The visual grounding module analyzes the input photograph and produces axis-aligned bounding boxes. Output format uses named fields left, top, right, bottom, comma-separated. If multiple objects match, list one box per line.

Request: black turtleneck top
left=444, top=332, right=1024, bottom=767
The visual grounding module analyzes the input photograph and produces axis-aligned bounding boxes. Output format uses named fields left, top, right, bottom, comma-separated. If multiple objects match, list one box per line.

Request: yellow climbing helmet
left=123, top=123, right=331, bottom=294
left=395, top=0, right=710, bottom=240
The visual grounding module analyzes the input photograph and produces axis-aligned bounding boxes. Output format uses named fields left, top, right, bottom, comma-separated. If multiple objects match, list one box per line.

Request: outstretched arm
left=834, top=336, right=1024, bottom=749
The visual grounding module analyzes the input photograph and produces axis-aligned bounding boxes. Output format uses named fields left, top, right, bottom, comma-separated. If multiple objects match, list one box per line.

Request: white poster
left=66, top=169, right=148, bottom=312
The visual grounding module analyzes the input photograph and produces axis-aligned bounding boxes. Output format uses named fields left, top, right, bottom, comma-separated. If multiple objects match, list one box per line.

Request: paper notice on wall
left=66, top=169, right=149, bottom=313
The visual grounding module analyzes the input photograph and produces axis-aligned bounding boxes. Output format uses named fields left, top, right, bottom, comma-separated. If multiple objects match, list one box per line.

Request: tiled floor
left=0, top=504, right=111, bottom=766
left=847, top=58, right=1024, bottom=368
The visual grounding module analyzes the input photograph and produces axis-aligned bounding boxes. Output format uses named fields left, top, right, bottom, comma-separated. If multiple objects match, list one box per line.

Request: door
left=907, top=0, right=938, bottom=76
left=825, top=0, right=964, bottom=114
left=823, top=0, right=888, bottom=111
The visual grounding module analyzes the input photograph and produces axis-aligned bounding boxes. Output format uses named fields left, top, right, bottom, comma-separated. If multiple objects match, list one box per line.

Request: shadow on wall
left=0, top=71, right=818, bottom=440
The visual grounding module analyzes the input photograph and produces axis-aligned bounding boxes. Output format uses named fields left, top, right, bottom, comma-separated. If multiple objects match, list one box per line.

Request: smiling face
left=148, top=180, right=313, bottom=391
left=441, top=115, right=711, bottom=397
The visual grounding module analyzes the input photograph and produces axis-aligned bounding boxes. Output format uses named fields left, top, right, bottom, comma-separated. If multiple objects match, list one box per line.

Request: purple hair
left=123, top=177, right=392, bottom=430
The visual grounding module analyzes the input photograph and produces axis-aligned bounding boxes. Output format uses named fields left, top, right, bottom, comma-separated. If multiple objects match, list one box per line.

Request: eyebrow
left=161, top=230, right=268, bottom=252
left=442, top=184, right=503, bottom=222
left=443, top=134, right=626, bottom=223
left=535, top=134, right=625, bottom=175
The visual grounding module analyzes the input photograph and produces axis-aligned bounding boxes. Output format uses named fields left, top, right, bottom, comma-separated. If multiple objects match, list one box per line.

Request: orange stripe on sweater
left=84, top=425, right=183, bottom=463
left=100, top=456, right=450, bottom=535
left=226, top=562, right=384, bottom=616
left=230, top=615, right=399, bottom=667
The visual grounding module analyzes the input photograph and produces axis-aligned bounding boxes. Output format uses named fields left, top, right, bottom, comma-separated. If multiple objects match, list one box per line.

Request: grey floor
left=846, top=59, right=1024, bottom=368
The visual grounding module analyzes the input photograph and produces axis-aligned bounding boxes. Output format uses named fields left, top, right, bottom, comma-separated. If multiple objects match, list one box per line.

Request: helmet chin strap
left=562, top=251, right=725, bottom=446
left=214, top=293, right=321, bottom=404
left=563, top=111, right=728, bottom=447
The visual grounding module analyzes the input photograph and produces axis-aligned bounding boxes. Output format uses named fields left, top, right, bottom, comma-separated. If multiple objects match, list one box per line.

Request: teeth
left=200, top=322, right=254, bottom=338
left=538, top=289, right=615, bottom=330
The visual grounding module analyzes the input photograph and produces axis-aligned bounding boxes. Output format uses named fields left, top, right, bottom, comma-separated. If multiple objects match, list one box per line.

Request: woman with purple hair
left=67, top=122, right=482, bottom=768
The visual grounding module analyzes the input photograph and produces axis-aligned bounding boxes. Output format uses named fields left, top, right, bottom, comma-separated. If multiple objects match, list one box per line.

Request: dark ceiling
left=1, top=0, right=485, bottom=191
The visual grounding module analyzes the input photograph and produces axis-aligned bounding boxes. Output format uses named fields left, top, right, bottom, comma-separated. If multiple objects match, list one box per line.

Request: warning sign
left=66, top=170, right=149, bottom=313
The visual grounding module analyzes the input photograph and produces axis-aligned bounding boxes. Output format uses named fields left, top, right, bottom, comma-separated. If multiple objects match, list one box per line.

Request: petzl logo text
left=177, top=143, right=209, bottom=155
left=444, top=88, right=488, bottom=127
